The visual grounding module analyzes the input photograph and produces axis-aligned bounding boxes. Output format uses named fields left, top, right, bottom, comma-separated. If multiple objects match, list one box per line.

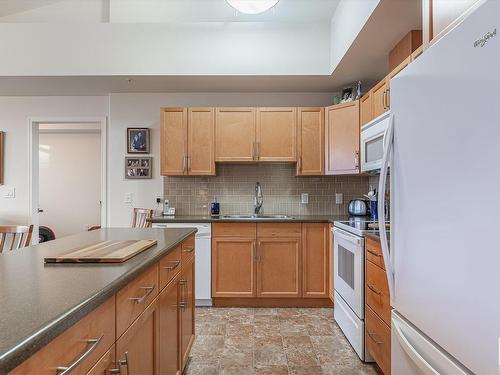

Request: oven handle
left=378, top=113, right=395, bottom=304
left=333, top=228, right=362, bottom=246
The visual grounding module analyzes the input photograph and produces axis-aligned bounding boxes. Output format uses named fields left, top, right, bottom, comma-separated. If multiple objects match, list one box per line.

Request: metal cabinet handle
left=252, top=142, right=256, bottom=160
left=366, top=249, right=382, bottom=257
left=382, top=90, right=387, bottom=110
left=179, top=280, right=187, bottom=310
left=163, top=260, right=180, bottom=271
left=367, top=331, right=383, bottom=345
left=187, top=156, right=191, bottom=171
left=182, top=247, right=195, bottom=253
left=298, top=156, right=302, bottom=172
left=128, top=286, right=155, bottom=304
left=253, top=242, right=257, bottom=261
left=354, top=151, right=359, bottom=169
left=367, top=283, right=382, bottom=295
left=115, top=351, right=130, bottom=375
left=386, top=88, right=390, bottom=108
left=256, top=142, right=260, bottom=159
left=182, top=156, right=186, bottom=173
left=55, top=335, right=104, bottom=374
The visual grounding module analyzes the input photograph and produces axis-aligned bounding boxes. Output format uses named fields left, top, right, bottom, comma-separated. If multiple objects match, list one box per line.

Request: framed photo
left=0, top=131, right=4, bottom=185
left=125, top=157, right=152, bottom=179
left=127, top=128, right=150, bottom=154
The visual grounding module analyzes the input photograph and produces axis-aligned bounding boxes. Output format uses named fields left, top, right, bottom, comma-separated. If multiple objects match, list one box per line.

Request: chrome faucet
left=254, top=182, right=263, bottom=215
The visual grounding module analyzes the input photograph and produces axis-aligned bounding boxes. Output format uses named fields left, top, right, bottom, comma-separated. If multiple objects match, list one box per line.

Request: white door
left=39, top=129, right=101, bottom=238
left=384, top=1, right=500, bottom=373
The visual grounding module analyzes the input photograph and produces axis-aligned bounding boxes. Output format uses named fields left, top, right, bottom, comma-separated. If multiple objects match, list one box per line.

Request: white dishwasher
left=152, top=222, right=212, bottom=306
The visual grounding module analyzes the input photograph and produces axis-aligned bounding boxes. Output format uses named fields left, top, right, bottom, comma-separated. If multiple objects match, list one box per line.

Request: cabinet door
left=328, top=224, right=334, bottom=302
left=257, top=238, right=301, bottom=298
left=161, top=107, right=187, bottom=176
left=297, top=107, right=324, bottom=176
left=256, top=107, right=297, bottom=162
left=360, top=92, right=374, bottom=126
left=372, top=80, right=388, bottom=118
left=159, top=275, right=180, bottom=375
left=188, top=107, right=215, bottom=175
left=215, top=107, right=256, bottom=162
left=212, top=238, right=256, bottom=297
left=386, top=56, right=411, bottom=109
left=302, top=223, right=329, bottom=298
left=116, top=297, right=159, bottom=375
left=325, top=101, right=360, bottom=175
left=179, top=258, right=195, bottom=371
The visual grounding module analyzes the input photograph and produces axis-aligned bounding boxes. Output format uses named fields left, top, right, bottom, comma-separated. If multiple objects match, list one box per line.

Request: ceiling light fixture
left=226, top=0, right=280, bottom=15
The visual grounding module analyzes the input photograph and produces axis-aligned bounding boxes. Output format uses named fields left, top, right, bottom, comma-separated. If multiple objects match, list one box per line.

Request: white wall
left=108, top=92, right=337, bottom=226
left=39, top=131, right=101, bottom=237
left=329, top=0, right=380, bottom=72
left=0, top=22, right=330, bottom=76
left=0, top=96, right=109, bottom=225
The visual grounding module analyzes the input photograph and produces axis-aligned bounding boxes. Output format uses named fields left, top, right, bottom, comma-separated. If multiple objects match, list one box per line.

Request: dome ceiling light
left=226, top=0, right=280, bottom=15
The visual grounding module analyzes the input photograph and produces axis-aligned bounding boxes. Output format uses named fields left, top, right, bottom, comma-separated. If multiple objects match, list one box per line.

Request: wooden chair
left=0, top=225, right=34, bottom=253
left=131, top=208, right=153, bottom=228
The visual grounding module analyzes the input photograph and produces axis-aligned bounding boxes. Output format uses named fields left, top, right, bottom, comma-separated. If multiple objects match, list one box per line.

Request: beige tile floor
left=185, top=307, right=379, bottom=375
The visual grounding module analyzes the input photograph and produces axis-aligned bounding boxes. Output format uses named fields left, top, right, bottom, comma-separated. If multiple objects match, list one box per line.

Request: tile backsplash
left=163, top=164, right=369, bottom=216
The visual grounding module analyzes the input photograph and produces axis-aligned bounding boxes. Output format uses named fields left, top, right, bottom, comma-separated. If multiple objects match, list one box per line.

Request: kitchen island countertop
left=0, top=227, right=196, bottom=374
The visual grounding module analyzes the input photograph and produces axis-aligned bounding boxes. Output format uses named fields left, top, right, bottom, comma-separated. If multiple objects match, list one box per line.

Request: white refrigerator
left=378, top=1, right=500, bottom=374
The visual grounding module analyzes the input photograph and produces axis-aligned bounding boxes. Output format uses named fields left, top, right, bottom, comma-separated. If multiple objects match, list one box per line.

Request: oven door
left=333, top=227, right=365, bottom=319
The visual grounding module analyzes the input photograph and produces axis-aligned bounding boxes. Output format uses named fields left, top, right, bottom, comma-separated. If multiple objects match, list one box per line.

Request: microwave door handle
left=378, top=113, right=395, bottom=304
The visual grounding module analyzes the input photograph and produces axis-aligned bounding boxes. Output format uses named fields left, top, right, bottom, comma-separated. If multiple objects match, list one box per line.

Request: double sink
left=220, top=214, right=294, bottom=220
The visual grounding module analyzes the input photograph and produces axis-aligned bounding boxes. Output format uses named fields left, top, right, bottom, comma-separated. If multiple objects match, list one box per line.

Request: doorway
left=29, top=119, right=108, bottom=243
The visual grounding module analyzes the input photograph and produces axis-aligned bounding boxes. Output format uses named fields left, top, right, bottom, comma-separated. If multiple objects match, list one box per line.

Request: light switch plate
left=301, top=193, right=309, bottom=204
left=124, top=192, right=133, bottom=204
left=335, top=193, right=343, bottom=204
left=3, top=187, right=15, bottom=198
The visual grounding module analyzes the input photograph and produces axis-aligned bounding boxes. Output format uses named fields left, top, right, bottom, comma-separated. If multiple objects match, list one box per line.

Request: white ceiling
left=0, top=0, right=341, bottom=23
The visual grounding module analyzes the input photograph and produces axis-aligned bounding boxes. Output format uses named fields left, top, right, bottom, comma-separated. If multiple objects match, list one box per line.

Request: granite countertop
left=151, top=214, right=351, bottom=224
left=0, top=227, right=196, bottom=374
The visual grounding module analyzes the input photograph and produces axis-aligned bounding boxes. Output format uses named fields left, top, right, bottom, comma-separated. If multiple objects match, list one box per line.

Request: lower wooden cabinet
left=302, top=223, right=330, bottom=298
left=116, top=297, right=160, bottom=375
left=366, top=306, right=391, bottom=375
left=180, top=258, right=195, bottom=370
left=257, top=238, right=301, bottom=298
left=159, top=274, right=180, bottom=375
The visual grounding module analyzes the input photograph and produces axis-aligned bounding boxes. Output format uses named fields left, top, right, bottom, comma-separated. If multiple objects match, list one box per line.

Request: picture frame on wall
left=125, top=157, right=152, bottom=179
left=0, top=131, right=4, bottom=185
left=127, top=127, right=150, bottom=154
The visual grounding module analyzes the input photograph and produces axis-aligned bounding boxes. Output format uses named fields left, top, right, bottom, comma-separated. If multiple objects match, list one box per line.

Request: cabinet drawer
left=181, top=234, right=195, bottom=265
left=11, top=297, right=115, bottom=375
left=159, top=245, right=182, bottom=290
left=117, top=264, right=159, bottom=338
left=366, top=236, right=384, bottom=270
left=366, top=306, right=391, bottom=375
left=212, top=223, right=256, bottom=238
left=257, top=223, right=301, bottom=238
left=366, top=261, right=391, bottom=325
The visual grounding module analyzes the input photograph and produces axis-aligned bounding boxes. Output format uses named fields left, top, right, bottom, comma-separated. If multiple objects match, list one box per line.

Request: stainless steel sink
left=221, top=214, right=293, bottom=220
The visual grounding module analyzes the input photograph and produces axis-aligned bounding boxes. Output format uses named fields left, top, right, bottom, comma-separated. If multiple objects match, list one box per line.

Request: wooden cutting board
left=44, top=240, right=157, bottom=263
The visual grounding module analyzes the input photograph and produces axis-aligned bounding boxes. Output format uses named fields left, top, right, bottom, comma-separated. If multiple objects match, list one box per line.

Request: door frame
left=28, top=117, right=108, bottom=242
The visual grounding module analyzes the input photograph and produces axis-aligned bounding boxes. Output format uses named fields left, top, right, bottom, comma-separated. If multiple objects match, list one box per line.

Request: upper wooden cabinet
left=215, top=107, right=256, bottom=162
left=161, top=107, right=187, bottom=176
left=297, top=107, right=324, bottom=176
left=360, top=92, right=374, bottom=127
left=256, top=107, right=297, bottom=162
left=161, top=107, right=215, bottom=176
left=372, top=79, right=389, bottom=119
left=325, top=101, right=360, bottom=175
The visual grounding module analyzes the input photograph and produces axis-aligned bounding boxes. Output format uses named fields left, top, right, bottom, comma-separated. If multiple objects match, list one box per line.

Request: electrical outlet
left=335, top=193, right=343, bottom=204
left=301, top=193, right=309, bottom=204
left=3, top=187, right=15, bottom=198
left=124, top=192, right=133, bottom=204
left=156, top=197, right=161, bottom=204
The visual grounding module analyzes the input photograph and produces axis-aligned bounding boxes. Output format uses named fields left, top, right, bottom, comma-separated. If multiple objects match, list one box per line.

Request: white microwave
left=360, top=111, right=391, bottom=173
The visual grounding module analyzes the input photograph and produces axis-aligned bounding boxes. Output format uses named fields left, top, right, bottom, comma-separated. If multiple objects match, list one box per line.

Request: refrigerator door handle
left=378, top=113, right=394, bottom=303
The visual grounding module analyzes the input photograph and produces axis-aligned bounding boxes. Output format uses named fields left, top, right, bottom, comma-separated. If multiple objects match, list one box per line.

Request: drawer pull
left=163, top=260, right=180, bottom=271
left=367, top=283, right=382, bottom=295
left=182, top=247, right=195, bottom=253
left=128, top=286, right=155, bottom=304
left=55, top=334, right=104, bottom=374
left=367, top=331, right=384, bottom=345
left=367, top=249, right=382, bottom=257
left=113, top=351, right=130, bottom=375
